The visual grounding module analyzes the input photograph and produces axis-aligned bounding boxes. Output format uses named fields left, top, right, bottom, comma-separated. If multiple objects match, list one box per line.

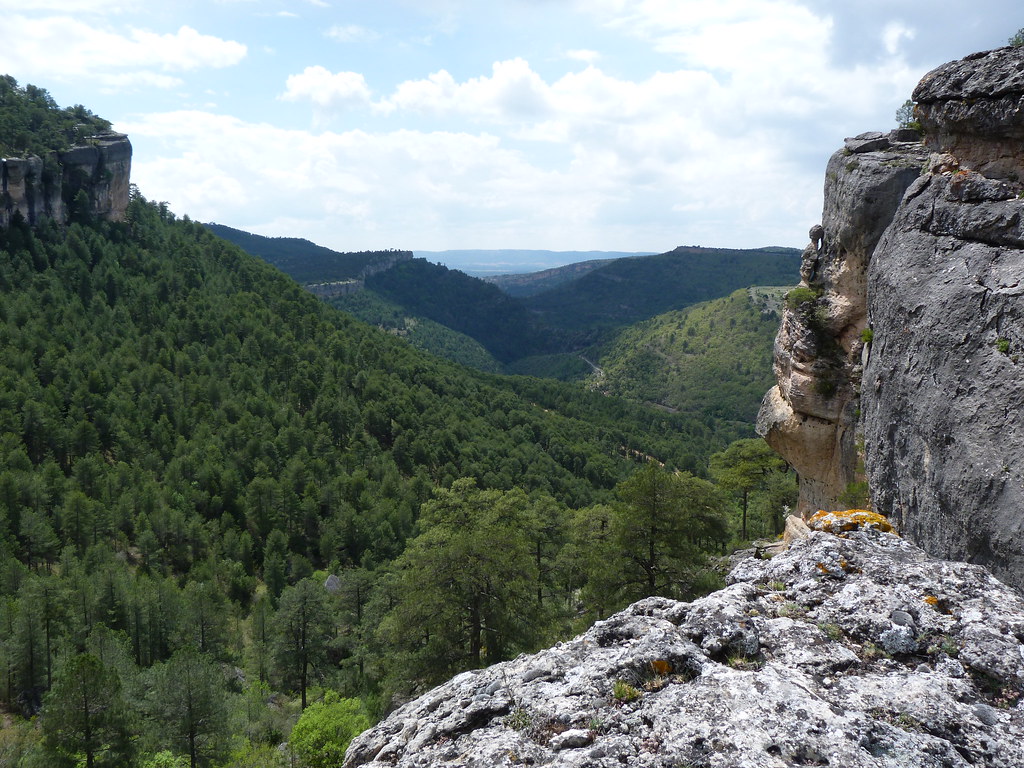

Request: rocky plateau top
left=344, top=518, right=1024, bottom=767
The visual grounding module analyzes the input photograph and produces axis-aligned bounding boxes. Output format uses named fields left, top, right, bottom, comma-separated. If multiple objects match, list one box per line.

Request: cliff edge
left=1, top=131, right=132, bottom=227
left=759, top=46, right=1024, bottom=589
left=343, top=522, right=1024, bottom=767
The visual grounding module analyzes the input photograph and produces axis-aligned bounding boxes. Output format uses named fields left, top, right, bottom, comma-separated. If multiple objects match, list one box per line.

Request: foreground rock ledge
left=344, top=530, right=1024, bottom=767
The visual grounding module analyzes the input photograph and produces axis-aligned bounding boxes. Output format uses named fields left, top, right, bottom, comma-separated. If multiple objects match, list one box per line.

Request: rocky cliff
left=759, top=46, right=1024, bottom=588
left=343, top=520, right=1024, bottom=767
left=865, top=47, right=1024, bottom=587
left=757, top=131, right=928, bottom=516
left=1, top=132, right=132, bottom=227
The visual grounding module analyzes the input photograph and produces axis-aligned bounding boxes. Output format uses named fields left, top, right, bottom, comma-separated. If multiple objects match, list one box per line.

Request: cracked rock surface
left=344, top=529, right=1024, bottom=767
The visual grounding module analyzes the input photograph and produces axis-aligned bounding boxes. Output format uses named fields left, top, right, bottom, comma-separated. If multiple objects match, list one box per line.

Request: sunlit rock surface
left=344, top=527, right=1024, bottom=768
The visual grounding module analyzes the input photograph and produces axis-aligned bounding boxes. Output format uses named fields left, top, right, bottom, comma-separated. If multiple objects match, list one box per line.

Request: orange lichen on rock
left=650, top=659, right=672, bottom=677
left=807, top=509, right=896, bottom=535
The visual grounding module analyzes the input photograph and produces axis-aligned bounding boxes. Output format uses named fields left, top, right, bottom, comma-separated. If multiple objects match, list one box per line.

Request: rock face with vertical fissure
left=757, top=131, right=928, bottom=516
left=1, top=132, right=132, bottom=227
left=864, top=47, right=1024, bottom=587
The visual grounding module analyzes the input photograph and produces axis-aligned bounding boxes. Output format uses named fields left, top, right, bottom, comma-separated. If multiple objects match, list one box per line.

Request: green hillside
left=328, top=289, right=503, bottom=373
left=0, top=85, right=797, bottom=767
left=596, top=288, right=789, bottom=422
left=523, top=246, right=800, bottom=331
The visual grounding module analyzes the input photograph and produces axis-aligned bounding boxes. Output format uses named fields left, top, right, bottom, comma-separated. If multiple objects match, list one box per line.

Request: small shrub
left=777, top=601, right=807, bottom=619
left=860, top=327, right=874, bottom=344
left=996, top=337, right=1011, bottom=354
left=288, top=694, right=372, bottom=768
left=726, top=652, right=763, bottom=671
left=612, top=680, right=641, bottom=703
left=814, top=376, right=837, bottom=398
left=818, top=622, right=843, bottom=641
left=860, top=641, right=889, bottom=661
left=895, top=99, right=921, bottom=131
left=505, top=706, right=533, bottom=731
left=1010, top=28, right=1024, bottom=47
left=785, top=286, right=820, bottom=310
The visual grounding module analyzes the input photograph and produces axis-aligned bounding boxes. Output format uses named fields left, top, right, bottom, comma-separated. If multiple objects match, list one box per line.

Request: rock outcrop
left=1, top=132, right=132, bottom=227
left=760, top=46, right=1024, bottom=589
left=344, top=525, right=1024, bottom=767
left=757, top=131, right=928, bottom=515
left=864, top=47, right=1024, bottom=587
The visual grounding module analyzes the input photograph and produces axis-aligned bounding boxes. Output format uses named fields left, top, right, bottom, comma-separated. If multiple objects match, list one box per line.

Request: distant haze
left=416, top=250, right=656, bottom=277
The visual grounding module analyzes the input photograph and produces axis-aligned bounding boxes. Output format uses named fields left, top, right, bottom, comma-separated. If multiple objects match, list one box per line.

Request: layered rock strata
left=1, top=132, right=132, bottom=227
left=757, top=131, right=928, bottom=515
left=344, top=527, right=1024, bottom=768
left=864, top=46, right=1024, bottom=587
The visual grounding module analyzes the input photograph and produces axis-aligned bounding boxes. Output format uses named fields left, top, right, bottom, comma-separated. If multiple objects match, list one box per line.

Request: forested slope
left=363, top=258, right=560, bottom=363
left=596, top=288, right=788, bottom=422
left=0, top=191, right=779, bottom=767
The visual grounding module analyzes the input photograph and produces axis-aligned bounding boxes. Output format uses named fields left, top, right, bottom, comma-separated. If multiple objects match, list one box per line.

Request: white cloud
left=381, top=58, right=554, bottom=120
left=326, top=24, right=380, bottom=43
left=131, top=25, right=248, bottom=71
left=120, top=110, right=635, bottom=250
left=882, top=21, right=915, bottom=56
left=0, top=15, right=247, bottom=88
left=565, top=49, right=600, bottom=64
left=281, top=66, right=373, bottom=108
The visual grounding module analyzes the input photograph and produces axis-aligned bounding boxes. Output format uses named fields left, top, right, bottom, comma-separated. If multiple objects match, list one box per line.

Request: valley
left=0, top=80, right=798, bottom=768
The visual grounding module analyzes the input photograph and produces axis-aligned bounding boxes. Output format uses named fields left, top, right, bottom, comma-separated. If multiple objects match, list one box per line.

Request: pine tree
left=271, top=578, right=334, bottom=709
left=41, top=653, right=132, bottom=768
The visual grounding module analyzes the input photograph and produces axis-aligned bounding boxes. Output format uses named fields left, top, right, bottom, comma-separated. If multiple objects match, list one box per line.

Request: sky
left=1, top=1, right=1019, bottom=257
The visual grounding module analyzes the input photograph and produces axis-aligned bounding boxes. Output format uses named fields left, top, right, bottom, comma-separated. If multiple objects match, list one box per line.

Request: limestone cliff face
left=761, top=45, right=1024, bottom=588
left=864, top=47, right=1024, bottom=587
left=344, top=524, right=1024, bottom=768
left=1, top=132, right=132, bottom=227
left=757, top=132, right=928, bottom=516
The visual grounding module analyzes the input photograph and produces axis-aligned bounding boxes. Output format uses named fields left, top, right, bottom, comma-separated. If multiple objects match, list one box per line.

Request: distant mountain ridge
left=483, top=259, right=617, bottom=297
left=415, top=249, right=654, bottom=276
left=522, top=245, right=800, bottom=331
left=205, top=224, right=800, bottom=382
left=205, top=223, right=411, bottom=284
